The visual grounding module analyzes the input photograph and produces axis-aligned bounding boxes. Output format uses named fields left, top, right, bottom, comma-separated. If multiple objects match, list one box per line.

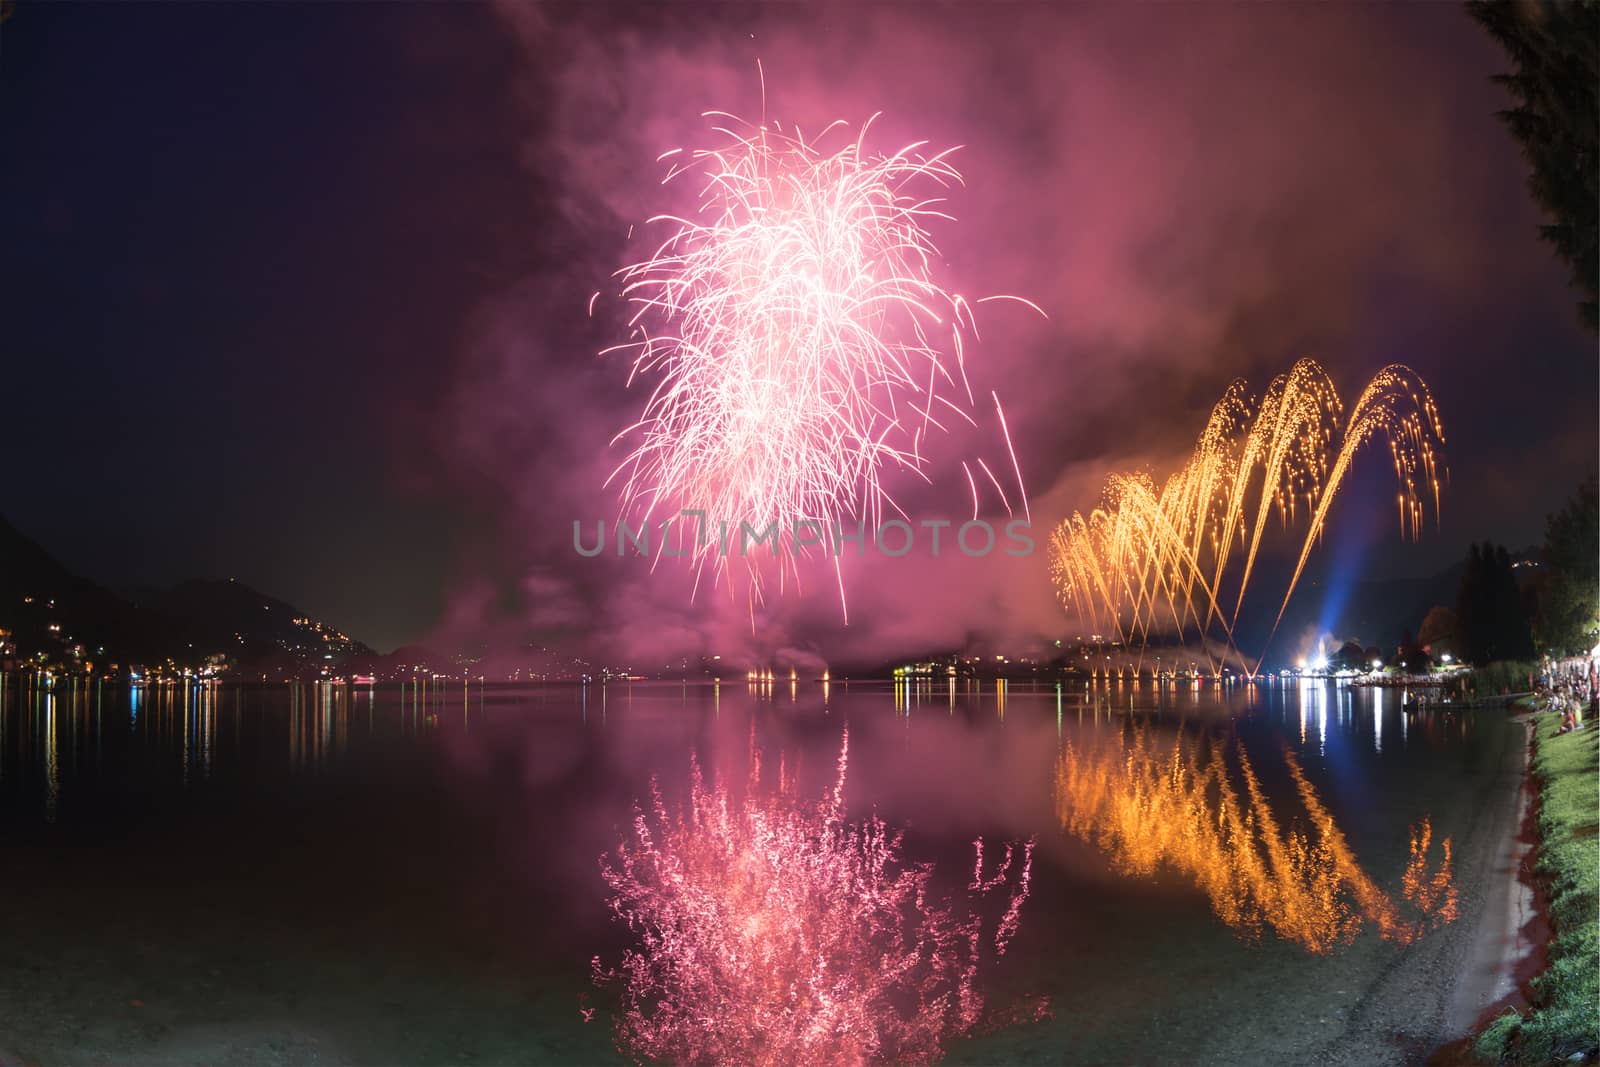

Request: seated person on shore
left=1556, top=690, right=1584, bottom=732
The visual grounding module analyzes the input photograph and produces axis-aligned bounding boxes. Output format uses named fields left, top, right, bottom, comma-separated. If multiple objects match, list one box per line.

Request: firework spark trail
left=593, top=729, right=1040, bottom=1065
left=1054, top=727, right=1458, bottom=953
left=603, top=109, right=1039, bottom=616
left=1049, top=359, right=1446, bottom=674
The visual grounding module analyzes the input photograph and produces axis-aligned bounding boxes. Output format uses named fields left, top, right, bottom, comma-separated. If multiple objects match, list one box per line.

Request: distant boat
left=351, top=674, right=376, bottom=685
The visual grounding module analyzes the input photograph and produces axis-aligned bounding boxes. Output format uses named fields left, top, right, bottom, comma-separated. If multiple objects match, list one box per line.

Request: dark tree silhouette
left=1492, top=545, right=1537, bottom=660
left=1331, top=639, right=1368, bottom=671
left=1418, top=605, right=1460, bottom=657
left=1457, top=543, right=1487, bottom=663
left=1536, top=476, right=1600, bottom=653
left=1394, top=629, right=1432, bottom=671
left=1468, top=0, right=1600, bottom=331
left=1457, top=540, right=1538, bottom=664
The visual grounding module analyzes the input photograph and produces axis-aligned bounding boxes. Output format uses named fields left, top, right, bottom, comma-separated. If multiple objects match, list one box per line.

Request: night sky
left=2, top=3, right=1594, bottom=661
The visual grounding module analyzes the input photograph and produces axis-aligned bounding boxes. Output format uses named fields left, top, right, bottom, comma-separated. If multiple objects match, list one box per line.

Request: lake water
left=0, top=675, right=1516, bottom=1065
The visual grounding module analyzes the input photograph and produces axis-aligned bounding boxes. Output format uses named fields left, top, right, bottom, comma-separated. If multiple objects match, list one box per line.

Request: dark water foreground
left=0, top=676, right=1520, bottom=1066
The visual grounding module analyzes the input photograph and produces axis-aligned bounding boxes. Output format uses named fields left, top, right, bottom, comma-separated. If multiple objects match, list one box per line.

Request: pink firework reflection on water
left=592, top=729, right=1042, bottom=1065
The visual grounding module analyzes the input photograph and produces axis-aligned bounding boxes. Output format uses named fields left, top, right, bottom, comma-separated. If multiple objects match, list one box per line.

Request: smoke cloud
left=427, top=2, right=1595, bottom=670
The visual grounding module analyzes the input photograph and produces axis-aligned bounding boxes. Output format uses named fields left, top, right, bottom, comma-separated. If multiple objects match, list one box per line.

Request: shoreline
left=1468, top=705, right=1600, bottom=1064
left=1429, top=704, right=1551, bottom=1064
left=1189, top=696, right=1535, bottom=1067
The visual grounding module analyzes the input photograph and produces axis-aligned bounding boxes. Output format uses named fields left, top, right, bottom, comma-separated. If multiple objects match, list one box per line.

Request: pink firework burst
left=592, top=730, right=1039, bottom=1065
left=603, top=104, right=1038, bottom=615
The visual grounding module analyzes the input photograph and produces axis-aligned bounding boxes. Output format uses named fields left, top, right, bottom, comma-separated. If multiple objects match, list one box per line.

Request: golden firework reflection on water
left=1054, top=728, right=1458, bottom=953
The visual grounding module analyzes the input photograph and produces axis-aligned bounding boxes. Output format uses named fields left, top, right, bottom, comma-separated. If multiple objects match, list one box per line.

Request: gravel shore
left=1309, top=706, right=1534, bottom=1066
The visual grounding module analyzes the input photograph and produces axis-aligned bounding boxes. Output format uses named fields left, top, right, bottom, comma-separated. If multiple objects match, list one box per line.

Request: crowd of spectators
left=1534, top=655, right=1597, bottom=734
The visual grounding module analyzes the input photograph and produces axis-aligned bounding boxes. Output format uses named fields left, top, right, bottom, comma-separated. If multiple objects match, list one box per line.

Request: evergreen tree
left=1492, top=544, right=1538, bottom=660
left=1456, top=540, right=1537, bottom=664
left=1536, top=476, right=1600, bottom=652
left=1418, top=605, right=1460, bottom=657
left=1468, top=0, right=1600, bottom=332
left=1457, top=542, right=1489, bottom=664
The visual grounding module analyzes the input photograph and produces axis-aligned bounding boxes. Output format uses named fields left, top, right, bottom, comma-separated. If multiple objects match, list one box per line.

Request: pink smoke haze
left=428, top=3, right=1595, bottom=669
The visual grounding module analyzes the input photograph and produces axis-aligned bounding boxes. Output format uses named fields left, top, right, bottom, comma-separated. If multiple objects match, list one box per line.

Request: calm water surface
left=0, top=676, right=1510, bottom=1065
